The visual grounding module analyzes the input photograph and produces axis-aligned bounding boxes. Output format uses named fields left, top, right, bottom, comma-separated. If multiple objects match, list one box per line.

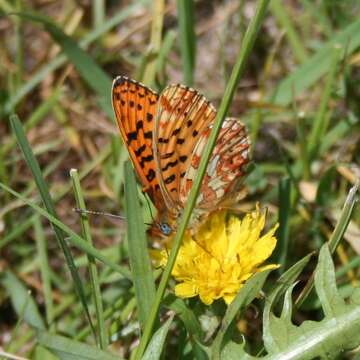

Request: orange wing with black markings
left=153, top=84, right=216, bottom=211
left=112, top=76, right=164, bottom=210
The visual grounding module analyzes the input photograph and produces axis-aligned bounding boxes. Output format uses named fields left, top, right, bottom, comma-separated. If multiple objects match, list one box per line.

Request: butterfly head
left=147, top=216, right=175, bottom=239
left=158, top=222, right=172, bottom=236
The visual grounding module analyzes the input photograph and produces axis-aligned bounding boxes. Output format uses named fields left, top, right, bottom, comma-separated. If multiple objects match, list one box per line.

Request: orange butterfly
left=112, top=76, right=250, bottom=237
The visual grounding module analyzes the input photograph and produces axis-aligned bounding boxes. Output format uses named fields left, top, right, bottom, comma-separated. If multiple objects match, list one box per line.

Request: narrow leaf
left=37, top=332, right=120, bottom=360
left=211, top=270, right=271, bottom=359
left=141, top=315, right=174, bottom=360
left=124, top=161, right=156, bottom=330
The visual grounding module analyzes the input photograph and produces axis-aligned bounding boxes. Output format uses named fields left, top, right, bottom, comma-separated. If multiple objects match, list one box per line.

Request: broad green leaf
left=1, top=271, right=45, bottom=330
left=314, top=245, right=345, bottom=317
left=37, top=332, right=120, bottom=360
left=264, top=244, right=360, bottom=359
left=221, top=341, right=256, bottom=360
left=34, top=345, right=58, bottom=360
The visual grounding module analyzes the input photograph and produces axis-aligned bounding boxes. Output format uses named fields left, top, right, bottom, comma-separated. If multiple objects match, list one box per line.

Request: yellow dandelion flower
left=156, top=208, right=279, bottom=305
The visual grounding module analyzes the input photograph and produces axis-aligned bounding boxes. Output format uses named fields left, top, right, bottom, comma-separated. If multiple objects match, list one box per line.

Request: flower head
left=156, top=208, right=279, bottom=305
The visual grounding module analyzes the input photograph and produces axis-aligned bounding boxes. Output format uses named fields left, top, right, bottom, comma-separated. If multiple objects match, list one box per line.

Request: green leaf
left=211, top=270, right=272, bottom=360
left=264, top=244, right=360, bottom=359
left=37, top=332, right=120, bottom=360
left=141, top=315, right=174, bottom=360
left=315, top=245, right=345, bottom=317
left=1, top=271, right=45, bottom=330
left=221, top=341, right=256, bottom=360
left=268, top=252, right=313, bottom=305
left=163, top=294, right=203, bottom=340
left=124, top=161, right=156, bottom=330
left=328, top=182, right=359, bottom=253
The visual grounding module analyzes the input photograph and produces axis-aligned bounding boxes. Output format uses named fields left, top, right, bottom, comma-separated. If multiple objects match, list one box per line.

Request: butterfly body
left=112, top=76, right=250, bottom=237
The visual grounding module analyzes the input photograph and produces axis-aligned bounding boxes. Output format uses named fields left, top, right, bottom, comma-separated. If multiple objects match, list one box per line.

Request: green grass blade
left=9, top=114, right=97, bottom=338
left=135, top=1, right=271, bottom=357
left=124, top=161, right=156, bottom=330
left=271, top=18, right=360, bottom=106
left=70, top=169, right=107, bottom=349
left=156, top=30, right=177, bottom=87
left=328, top=182, right=359, bottom=253
left=142, top=0, right=164, bottom=87
left=37, top=332, right=120, bottom=360
left=33, top=216, right=55, bottom=331
left=142, top=315, right=174, bottom=360
left=0, top=181, right=130, bottom=277
left=269, top=0, right=308, bottom=63
left=92, top=0, right=105, bottom=29
left=308, top=45, right=341, bottom=159
left=177, top=0, right=196, bottom=86
left=296, top=182, right=359, bottom=308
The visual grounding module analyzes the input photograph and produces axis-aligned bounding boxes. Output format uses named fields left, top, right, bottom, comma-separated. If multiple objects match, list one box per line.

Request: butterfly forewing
left=112, top=76, right=164, bottom=209
left=153, top=84, right=217, bottom=210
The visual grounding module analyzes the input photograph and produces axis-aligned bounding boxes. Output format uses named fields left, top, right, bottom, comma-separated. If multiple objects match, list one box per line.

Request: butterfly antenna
left=73, top=208, right=126, bottom=220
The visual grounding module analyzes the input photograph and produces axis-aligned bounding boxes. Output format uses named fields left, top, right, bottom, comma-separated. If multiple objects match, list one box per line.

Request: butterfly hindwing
left=180, top=118, right=250, bottom=209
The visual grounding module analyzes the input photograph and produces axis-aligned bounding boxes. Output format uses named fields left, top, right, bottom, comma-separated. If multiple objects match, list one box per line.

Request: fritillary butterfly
left=112, top=76, right=250, bottom=237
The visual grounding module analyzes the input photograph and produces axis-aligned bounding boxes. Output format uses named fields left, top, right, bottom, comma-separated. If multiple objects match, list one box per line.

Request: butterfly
left=112, top=76, right=250, bottom=237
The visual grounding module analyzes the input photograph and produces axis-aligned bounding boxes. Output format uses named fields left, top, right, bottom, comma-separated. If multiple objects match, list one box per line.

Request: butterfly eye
left=159, top=222, right=172, bottom=236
